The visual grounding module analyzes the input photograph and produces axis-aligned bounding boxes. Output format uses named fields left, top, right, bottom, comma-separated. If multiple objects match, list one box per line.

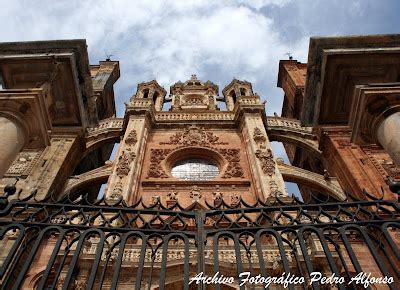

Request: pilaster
left=105, top=115, right=150, bottom=203
left=242, top=114, right=287, bottom=200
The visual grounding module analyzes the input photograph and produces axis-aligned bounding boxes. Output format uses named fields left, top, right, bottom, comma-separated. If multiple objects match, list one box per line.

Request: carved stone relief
left=218, top=149, right=245, bottom=178
left=160, top=126, right=228, bottom=147
left=125, top=129, right=138, bottom=146
left=213, top=185, right=223, bottom=200
left=230, top=194, right=240, bottom=206
left=189, top=185, right=201, bottom=202
left=147, top=149, right=172, bottom=178
left=363, top=148, right=400, bottom=180
left=255, top=149, right=275, bottom=176
left=109, top=181, right=123, bottom=200
left=253, top=127, right=266, bottom=146
left=269, top=180, right=284, bottom=197
left=147, top=127, right=245, bottom=179
left=6, top=151, right=42, bottom=177
left=167, top=185, right=179, bottom=201
left=116, top=151, right=136, bottom=177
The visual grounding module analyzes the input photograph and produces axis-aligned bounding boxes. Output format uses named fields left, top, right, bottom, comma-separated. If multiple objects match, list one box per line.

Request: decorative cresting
left=278, top=163, right=346, bottom=200
left=155, top=112, right=234, bottom=122
left=148, top=126, right=245, bottom=179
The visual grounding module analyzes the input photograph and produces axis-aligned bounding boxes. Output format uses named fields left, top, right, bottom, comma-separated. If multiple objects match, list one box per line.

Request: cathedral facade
left=0, top=35, right=398, bottom=289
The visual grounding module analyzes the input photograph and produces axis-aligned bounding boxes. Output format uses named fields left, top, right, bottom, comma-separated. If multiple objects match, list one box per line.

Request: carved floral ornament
left=253, top=127, right=267, bottom=145
left=112, top=129, right=139, bottom=185
left=125, top=129, right=138, bottom=147
left=255, top=149, right=276, bottom=176
left=116, top=151, right=136, bottom=177
left=146, top=126, right=245, bottom=179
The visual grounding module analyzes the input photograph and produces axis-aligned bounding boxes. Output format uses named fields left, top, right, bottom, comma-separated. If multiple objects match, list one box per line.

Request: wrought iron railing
left=0, top=185, right=398, bottom=290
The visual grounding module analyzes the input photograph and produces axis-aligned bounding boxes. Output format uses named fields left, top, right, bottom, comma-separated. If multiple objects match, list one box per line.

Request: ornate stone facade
left=1, top=36, right=399, bottom=289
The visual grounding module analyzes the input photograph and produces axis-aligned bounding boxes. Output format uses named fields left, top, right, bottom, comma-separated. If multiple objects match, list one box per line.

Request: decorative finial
left=191, top=74, right=197, bottom=80
left=284, top=52, right=293, bottom=60
left=105, top=54, right=114, bottom=61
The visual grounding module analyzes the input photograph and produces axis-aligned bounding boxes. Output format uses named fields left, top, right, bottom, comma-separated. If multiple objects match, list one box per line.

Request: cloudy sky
left=1, top=0, right=399, bottom=194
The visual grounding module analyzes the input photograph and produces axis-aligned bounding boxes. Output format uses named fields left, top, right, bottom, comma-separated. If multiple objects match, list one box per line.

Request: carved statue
left=167, top=186, right=179, bottom=201
left=213, top=185, right=223, bottom=200
left=190, top=185, right=202, bottom=202
left=230, top=194, right=240, bottom=206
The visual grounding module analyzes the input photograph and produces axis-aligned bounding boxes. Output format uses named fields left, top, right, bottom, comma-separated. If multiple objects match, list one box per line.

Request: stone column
left=376, top=111, right=400, bottom=166
left=0, top=116, right=26, bottom=178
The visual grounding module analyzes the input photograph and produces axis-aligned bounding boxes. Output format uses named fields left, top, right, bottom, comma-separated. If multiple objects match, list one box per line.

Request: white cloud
left=0, top=0, right=309, bottom=117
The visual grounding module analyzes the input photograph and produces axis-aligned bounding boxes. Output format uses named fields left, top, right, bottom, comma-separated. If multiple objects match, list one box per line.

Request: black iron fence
left=0, top=187, right=398, bottom=290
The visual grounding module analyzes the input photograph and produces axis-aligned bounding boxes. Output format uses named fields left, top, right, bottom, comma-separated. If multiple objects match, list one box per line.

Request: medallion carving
left=255, top=149, right=275, bottom=176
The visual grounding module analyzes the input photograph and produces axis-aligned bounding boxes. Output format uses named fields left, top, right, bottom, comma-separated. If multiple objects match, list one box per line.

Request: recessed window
left=171, top=158, right=219, bottom=181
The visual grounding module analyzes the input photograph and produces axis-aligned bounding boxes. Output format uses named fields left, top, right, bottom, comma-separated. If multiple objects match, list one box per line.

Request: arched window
left=229, top=90, right=237, bottom=104
left=171, top=158, right=219, bottom=181
left=153, top=92, right=159, bottom=104
left=240, top=88, right=246, bottom=96
left=143, top=88, right=149, bottom=98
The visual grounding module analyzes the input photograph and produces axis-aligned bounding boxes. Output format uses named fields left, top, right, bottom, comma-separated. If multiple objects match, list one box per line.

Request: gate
left=0, top=187, right=398, bottom=289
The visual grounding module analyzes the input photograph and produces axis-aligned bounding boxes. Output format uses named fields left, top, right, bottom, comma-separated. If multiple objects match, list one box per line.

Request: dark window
left=229, top=90, right=237, bottom=104
left=143, top=88, right=149, bottom=98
